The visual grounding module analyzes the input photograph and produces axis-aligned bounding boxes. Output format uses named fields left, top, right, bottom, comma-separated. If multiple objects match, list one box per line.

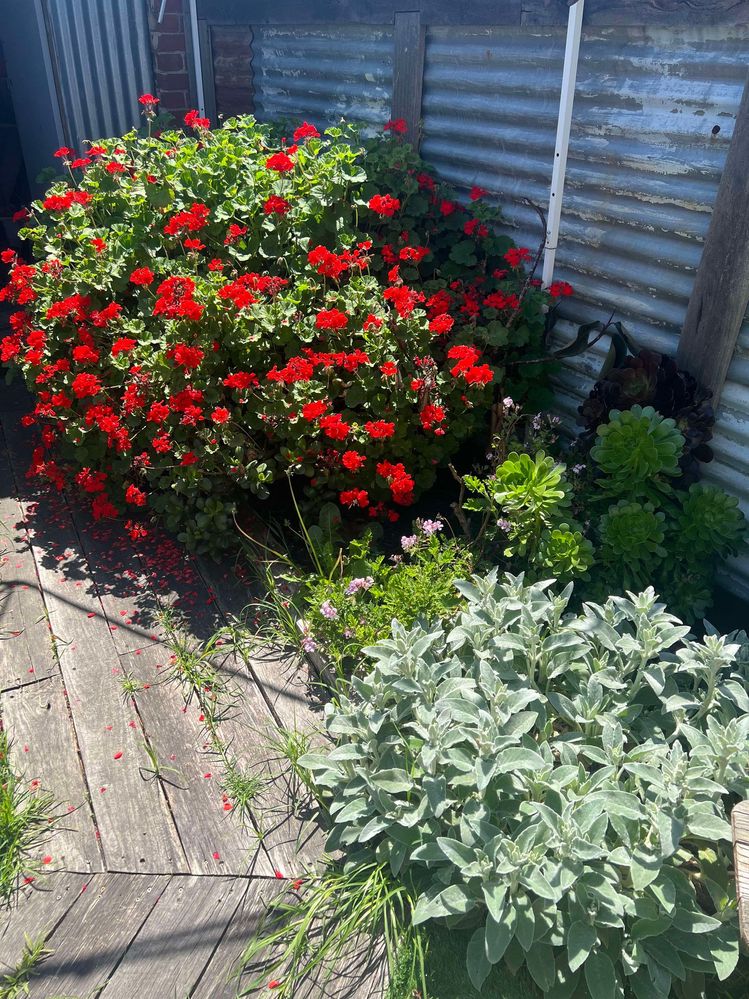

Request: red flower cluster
left=368, top=194, right=401, bottom=218
left=164, top=203, right=210, bottom=237
left=376, top=460, right=414, bottom=504
left=293, top=122, right=320, bottom=142
left=185, top=109, right=210, bottom=129
left=264, top=196, right=291, bottom=216
left=42, top=190, right=92, bottom=212
left=315, top=308, right=348, bottom=331
left=265, top=152, right=295, bottom=173
left=153, top=276, right=203, bottom=321
left=224, top=223, right=247, bottom=245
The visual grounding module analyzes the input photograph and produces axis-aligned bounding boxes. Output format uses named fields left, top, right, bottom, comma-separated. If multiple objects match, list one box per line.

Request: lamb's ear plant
left=291, top=572, right=748, bottom=998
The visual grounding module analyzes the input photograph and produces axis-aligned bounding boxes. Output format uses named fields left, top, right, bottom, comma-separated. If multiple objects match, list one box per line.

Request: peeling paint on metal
left=421, top=22, right=749, bottom=597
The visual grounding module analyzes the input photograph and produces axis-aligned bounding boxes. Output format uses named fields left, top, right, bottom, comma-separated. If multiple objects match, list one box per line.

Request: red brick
left=159, top=91, right=190, bottom=105
left=156, top=52, right=185, bottom=73
left=153, top=32, right=187, bottom=53
left=157, top=71, right=189, bottom=92
left=152, top=12, right=183, bottom=33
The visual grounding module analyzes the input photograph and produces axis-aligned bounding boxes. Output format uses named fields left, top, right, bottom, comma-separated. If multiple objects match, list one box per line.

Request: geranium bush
left=0, top=102, right=566, bottom=550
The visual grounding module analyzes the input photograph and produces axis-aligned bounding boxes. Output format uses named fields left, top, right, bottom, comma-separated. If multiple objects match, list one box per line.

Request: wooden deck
left=0, top=384, right=385, bottom=997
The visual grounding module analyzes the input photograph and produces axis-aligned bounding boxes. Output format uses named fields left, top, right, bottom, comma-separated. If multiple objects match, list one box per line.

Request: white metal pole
left=542, top=0, right=585, bottom=288
left=188, top=0, right=206, bottom=118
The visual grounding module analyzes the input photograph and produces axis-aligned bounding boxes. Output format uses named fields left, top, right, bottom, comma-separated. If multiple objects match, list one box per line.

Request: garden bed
left=2, top=102, right=749, bottom=999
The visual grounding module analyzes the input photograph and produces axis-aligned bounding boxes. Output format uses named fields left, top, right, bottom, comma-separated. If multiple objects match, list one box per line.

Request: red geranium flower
left=147, top=402, right=170, bottom=424
left=315, top=308, right=348, bottom=331
left=293, top=122, right=320, bottom=142
left=341, top=450, right=366, bottom=471
left=319, top=413, right=350, bottom=441
left=364, top=420, right=395, bottom=440
left=301, top=400, right=328, bottom=420
left=169, top=343, right=204, bottom=370
left=130, top=267, right=154, bottom=285
left=429, top=314, right=453, bottom=335
left=71, top=373, right=102, bottom=399
left=368, top=194, right=401, bottom=218
left=125, top=484, right=147, bottom=506
left=138, top=93, right=159, bottom=106
left=264, top=195, right=291, bottom=216
left=340, top=488, right=369, bottom=508
left=265, top=152, right=295, bottom=173
left=384, top=118, right=407, bottom=134
left=504, top=247, right=532, bottom=268
left=224, top=371, right=258, bottom=391
left=464, top=363, right=494, bottom=385
left=211, top=407, right=231, bottom=424
left=112, top=338, right=137, bottom=357
left=549, top=280, right=574, bottom=298
left=184, top=109, right=210, bottom=129
left=224, top=223, right=247, bottom=245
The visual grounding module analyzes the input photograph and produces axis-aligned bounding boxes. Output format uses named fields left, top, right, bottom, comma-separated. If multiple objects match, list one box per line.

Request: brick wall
left=147, top=0, right=192, bottom=122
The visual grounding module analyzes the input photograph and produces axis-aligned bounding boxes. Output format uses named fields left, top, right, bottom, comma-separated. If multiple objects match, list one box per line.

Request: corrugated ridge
left=44, top=0, right=153, bottom=150
left=252, top=25, right=393, bottom=129
left=421, top=23, right=749, bottom=599
left=422, top=26, right=565, bottom=248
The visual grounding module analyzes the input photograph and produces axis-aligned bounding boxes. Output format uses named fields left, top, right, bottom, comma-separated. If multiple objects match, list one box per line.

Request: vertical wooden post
left=676, top=71, right=749, bottom=402
left=391, top=11, right=426, bottom=148
left=732, top=800, right=749, bottom=946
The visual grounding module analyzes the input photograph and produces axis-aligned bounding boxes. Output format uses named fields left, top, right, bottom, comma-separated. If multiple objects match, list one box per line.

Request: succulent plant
left=598, top=499, right=667, bottom=587
left=488, top=450, right=569, bottom=519
left=590, top=405, right=684, bottom=493
left=674, top=483, right=747, bottom=559
left=537, top=524, right=594, bottom=578
left=578, top=349, right=714, bottom=483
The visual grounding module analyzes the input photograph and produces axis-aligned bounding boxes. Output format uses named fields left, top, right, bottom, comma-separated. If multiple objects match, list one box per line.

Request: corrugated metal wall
left=204, top=19, right=749, bottom=598
left=42, top=0, right=154, bottom=150
left=550, top=25, right=749, bottom=599
left=252, top=24, right=393, bottom=131
left=421, top=27, right=565, bottom=251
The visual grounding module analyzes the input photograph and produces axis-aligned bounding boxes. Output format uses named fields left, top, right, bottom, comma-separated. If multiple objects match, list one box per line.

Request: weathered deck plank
left=1, top=677, right=102, bottom=873
left=99, top=875, right=248, bottom=999
left=66, top=502, right=165, bottom=657
left=1, top=417, right=187, bottom=874
left=28, top=873, right=170, bottom=998
left=189, top=878, right=273, bottom=998
left=217, top=650, right=326, bottom=876
left=0, top=438, right=57, bottom=692
left=0, top=873, right=90, bottom=966
left=120, top=642, right=274, bottom=877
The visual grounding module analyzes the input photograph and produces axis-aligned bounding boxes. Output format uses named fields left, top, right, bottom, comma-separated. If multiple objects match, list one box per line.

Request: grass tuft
left=0, top=729, right=61, bottom=905
left=0, top=934, right=53, bottom=999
